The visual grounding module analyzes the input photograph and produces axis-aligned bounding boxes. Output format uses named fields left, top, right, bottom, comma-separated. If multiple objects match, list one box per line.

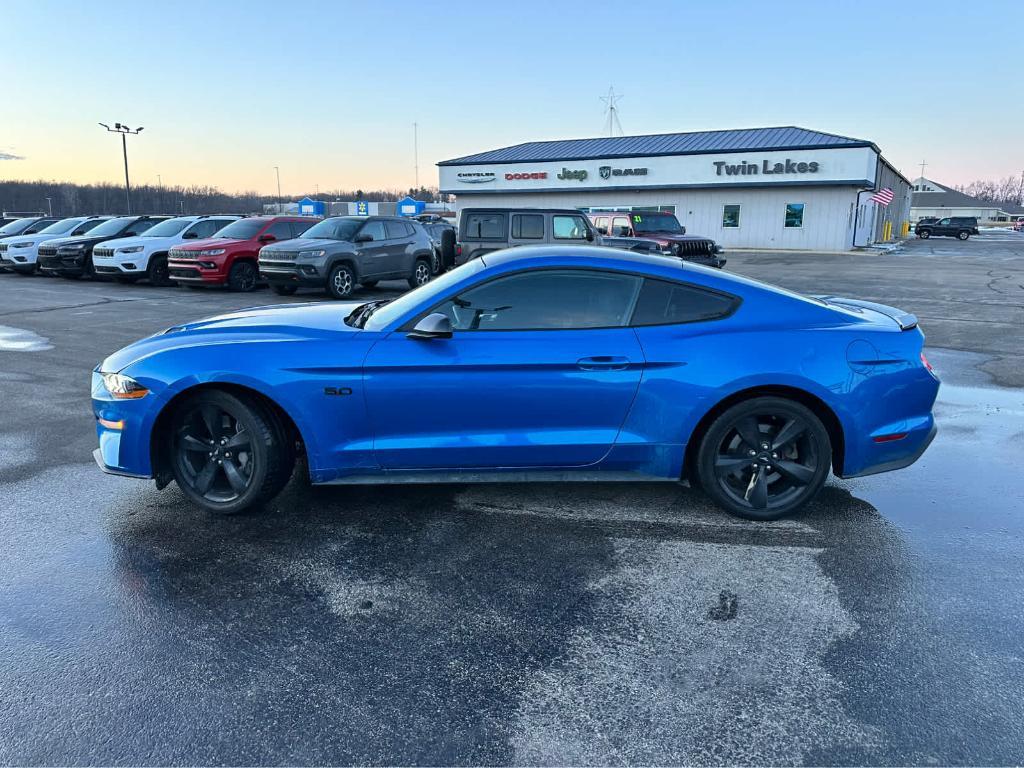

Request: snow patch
left=0, top=325, right=53, bottom=352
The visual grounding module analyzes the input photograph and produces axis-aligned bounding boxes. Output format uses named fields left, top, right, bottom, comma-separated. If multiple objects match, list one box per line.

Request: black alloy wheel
left=696, top=397, right=830, bottom=521
left=169, top=390, right=294, bottom=514
left=228, top=261, right=259, bottom=292
left=408, top=258, right=431, bottom=289
left=147, top=255, right=172, bottom=286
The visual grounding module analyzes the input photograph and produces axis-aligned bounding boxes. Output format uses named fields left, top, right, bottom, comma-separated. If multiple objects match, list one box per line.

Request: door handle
left=577, top=356, right=630, bottom=371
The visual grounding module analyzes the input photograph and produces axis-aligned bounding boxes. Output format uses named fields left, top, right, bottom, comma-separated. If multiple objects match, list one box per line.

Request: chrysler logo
left=457, top=172, right=496, bottom=184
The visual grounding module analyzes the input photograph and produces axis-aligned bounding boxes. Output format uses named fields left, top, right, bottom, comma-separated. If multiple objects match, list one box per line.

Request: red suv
left=167, top=216, right=317, bottom=291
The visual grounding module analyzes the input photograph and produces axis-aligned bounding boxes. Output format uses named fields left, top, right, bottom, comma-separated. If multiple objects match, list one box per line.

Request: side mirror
left=596, top=226, right=607, bottom=235
left=354, top=232, right=373, bottom=243
left=585, top=230, right=594, bottom=242
left=258, top=234, right=276, bottom=243
left=407, top=313, right=452, bottom=340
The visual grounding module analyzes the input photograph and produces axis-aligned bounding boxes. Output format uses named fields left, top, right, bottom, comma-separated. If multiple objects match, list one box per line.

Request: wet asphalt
left=1, top=232, right=1023, bottom=765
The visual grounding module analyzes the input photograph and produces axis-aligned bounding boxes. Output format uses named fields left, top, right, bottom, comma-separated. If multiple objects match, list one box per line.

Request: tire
left=146, top=254, right=172, bottom=286
left=227, top=260, right=259, bottom=292
left=439, top=228, right=456, bottom=272
left=271, top=284, right=298, bottom=296
left=918, top=229, right=931, bottom=239
left=327, top=263, right=355, bottom=299
left=408, top=258, right=432, bottom=290
left=360, top=280, right=379, bottom=289
left=430, top=247, right=441, bottom=275
left=957, top=230, right=970, bottom=241
left=167, top=389, right=294, bottom=515
left=695, top=396, right=831, bottom=521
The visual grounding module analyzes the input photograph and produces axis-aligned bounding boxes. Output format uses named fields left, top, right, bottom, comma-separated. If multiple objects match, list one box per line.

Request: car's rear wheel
left=147, top=255, right=172, bottom=286
left=696, top=396, right=831, bottom=521
left=168, top=390, right=294, bottom=515
left=327, top=263, right=355, bottom=299
left=227, top=261, right=259, bottom=291
left=408, top=258, right=431, bottom=289
left=957, top=230, right=970, bottom=241
left=918, top=229, right=931, bottom=239
left=271, top=284, right=297, bottom=296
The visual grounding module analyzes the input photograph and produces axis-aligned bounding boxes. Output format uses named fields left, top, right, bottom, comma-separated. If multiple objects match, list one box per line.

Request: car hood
left=636, top=233, right=710, bottom=244
left=173, top=236, right=248, bottom=251
left=96, top=235, right=153, bottom=250
left=100, top=301, right=365, bottom=372
left=45, top=234, right=115, bottom=249
left=262, top=236, right=348, bottom=252
left=2, top=233, right=58, bottom=245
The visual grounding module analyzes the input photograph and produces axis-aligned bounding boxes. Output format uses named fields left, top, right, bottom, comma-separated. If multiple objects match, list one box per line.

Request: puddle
left=0, top=325, right=53, bottom=352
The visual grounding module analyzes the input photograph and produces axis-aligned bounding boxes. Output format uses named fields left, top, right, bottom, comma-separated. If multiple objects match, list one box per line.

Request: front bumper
left=92, top=370, right=156, bottom=479
left=38, top=251, right=87, bottom=275
left=168, top=258, right=229, bottom=284
left=259, top=261, right=325, bottom=285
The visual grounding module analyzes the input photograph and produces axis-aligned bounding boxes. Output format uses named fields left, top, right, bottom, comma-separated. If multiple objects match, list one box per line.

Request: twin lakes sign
left=439, top=146, right=877, bottom=193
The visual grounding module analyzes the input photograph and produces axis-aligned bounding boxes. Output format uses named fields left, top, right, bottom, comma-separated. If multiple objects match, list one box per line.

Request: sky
left=2, top=0, right=1022, bottom=196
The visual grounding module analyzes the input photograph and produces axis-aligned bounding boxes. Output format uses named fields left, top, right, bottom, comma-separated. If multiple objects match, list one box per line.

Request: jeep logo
left=557, top=168, right=588, bottom=182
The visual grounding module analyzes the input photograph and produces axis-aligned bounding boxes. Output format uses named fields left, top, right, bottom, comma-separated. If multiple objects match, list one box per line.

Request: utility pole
left=918, top=160, right=927, bottom=181
left=99, top=122, right=144, bottom=214
left=157, top=174, right=162, bottom=187
left=413, top=122, right=419, bottom=191
left=44, top=197, right=52, bottom=216
left=1018, top=170, right=1023, bottom=206
left=274, top=166, right=282, bottom=210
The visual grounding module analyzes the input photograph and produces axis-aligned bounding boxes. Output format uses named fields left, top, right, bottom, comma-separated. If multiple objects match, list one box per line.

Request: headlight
left=12, top=241, right=33, bottom=248
left=298, top=249, right=326, bottom=259
left=100, top=372, right=149, bottom=399
left=199, top=248, right=225, bottom=256
left=118, top=246, right=144, bottom=254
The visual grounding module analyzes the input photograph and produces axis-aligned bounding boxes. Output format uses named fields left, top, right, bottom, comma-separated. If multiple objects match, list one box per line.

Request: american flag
left=870, top=187, right=895, bottom=206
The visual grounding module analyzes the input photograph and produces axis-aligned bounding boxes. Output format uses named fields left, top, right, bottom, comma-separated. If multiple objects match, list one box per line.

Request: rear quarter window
left=462, top=212, right=506, bottom=240
left=630, top=278, right=738, bottom=326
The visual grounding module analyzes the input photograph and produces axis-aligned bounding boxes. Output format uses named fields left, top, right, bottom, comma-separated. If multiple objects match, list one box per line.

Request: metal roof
left=439, top=126, right=874, bottom=166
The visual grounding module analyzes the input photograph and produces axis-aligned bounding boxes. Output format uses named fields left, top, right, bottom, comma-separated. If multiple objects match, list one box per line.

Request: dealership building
left=438, top=126, right=911, bottom=251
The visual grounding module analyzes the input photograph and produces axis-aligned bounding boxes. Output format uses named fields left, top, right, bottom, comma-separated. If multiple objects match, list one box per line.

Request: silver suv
left=258, top=215, right=435, bottom=299
left=455, top=208, right=598, bottom=265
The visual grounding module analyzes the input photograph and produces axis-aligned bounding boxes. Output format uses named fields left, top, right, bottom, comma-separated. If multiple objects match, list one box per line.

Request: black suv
left=38, top=215, right=171, bottom=278
left=915, top=216, right=979, bottom=240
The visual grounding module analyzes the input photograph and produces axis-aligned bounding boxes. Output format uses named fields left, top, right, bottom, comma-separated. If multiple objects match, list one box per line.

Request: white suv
left=92, top=215, right=239, bottom=285
left=0, top=216, right=111, bottom=274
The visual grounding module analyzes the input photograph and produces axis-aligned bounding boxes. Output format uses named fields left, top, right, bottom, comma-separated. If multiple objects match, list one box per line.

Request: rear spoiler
left=815, top=296, right=919, bottom=330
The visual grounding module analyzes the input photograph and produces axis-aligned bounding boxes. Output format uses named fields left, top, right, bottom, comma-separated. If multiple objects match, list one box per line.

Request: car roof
left=460, top=207, right=587, bottom=216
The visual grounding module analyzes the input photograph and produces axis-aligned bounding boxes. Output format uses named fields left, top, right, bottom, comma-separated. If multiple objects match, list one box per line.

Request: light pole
left=99, top=122, right=144, bottom=214
left=274, top=166, right=282, bottom=211
left=44, top=197, right=53, bottom=216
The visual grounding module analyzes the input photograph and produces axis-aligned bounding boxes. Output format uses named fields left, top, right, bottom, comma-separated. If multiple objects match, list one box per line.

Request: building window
left=722, top=204, right=740, bottom=228
left=784, top=203, right=805, bottom=228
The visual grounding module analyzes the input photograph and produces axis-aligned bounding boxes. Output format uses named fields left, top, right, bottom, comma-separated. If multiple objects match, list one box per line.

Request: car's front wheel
left=918, top=229, right=931, bottom=239
left=408, top=258, right=432, bottom=289
left=227, top=261, right=259, bottom=291
left=957, top=230, right=970, bottom=241
left=696, top=396, right=831, bottom=521
left=168, top=390, right=294, bottom=515
left=147, top=255, right=172, bottom=286
left=327, top=263, right=355, bottom=299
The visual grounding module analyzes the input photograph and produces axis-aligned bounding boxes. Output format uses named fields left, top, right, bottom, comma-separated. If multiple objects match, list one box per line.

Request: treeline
left=952, top=175, right=1024, bottom=206
left=0, top=180, right=443, bottom=217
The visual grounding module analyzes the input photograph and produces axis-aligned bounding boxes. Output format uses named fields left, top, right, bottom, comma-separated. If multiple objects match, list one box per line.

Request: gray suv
left=456, top=208, right=598, bottom=265
left=258, top=215, right=435, bottom=299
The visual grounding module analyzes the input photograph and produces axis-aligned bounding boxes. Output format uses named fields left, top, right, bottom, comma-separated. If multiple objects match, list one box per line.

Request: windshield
left=0, top=219, right=35, bottom=236
left=631, top=213, right=683, bottom=235
left=214, top=219, right=264, bottom=240
left=87, top=217, right=137, bottom=237
left=37, top=218, right=85, bottom=235
left=301, top=217, right=362, bottom=241
left=143, top=219, right=192, bottom=237
left=364, top=259, right=485, bottom=331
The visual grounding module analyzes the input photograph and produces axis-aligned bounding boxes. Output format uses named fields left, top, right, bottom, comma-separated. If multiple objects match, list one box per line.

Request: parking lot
left=1, top=232, right=1023, bottom=764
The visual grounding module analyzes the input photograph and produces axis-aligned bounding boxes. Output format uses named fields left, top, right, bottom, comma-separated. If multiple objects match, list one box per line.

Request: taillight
left=455, top=243, right=462, bottom=257
left=920, top=351, right=934, bottom=372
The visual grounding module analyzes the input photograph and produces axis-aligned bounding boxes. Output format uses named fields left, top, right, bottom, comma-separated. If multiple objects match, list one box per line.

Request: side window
left=403, top=222, right=417, bottom=237
left=594, top=216, right=608, bottom=231
left=722, top=205, right=740, bottom=228
left=265, top=221, right=295, bottom=241
left=511, top=214, right=544, bottom=239
left=552, top=214, right=590, bottom=240
left=25, top=222, right=48, bottom=234
left=187, top=220, right=225, bottom=239
left=938, top=218, right=951, bottom=226
left=630, top=278, right=737, bottom=326
left=433, top=270, right=641, bottom=331
left=462, top=212, right=506, bottom=240
left=290, top=220, right=315, bottom=238
left=612, top=216, right=631, bottom=236
left=359, top=220, right=387, bottom=242
left=385, top=220, right=408, bottom=239
left=784, top=203, right=805, bottom=229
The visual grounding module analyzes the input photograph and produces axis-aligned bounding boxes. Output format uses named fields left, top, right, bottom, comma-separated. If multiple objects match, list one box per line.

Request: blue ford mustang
left=93, top=246, right=939, bottom=520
